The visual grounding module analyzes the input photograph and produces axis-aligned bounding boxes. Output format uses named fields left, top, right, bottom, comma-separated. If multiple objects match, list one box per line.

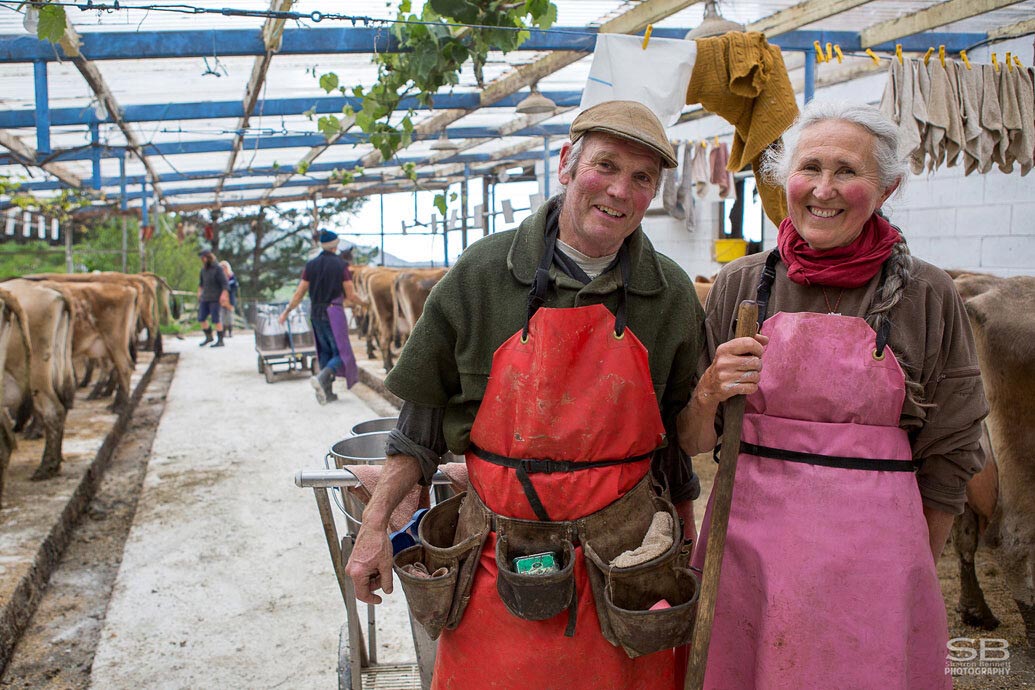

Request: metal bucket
left=350, top=417, right=399, bottom=436
left=329, top=431, right=390, bottom=468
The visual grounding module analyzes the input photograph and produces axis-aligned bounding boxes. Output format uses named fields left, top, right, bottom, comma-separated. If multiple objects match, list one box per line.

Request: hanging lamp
left=430, top=130, right=458, bottom=151
left=515, top=82, right=556, bottom=115
left=685, top=0, right=744, bottom=39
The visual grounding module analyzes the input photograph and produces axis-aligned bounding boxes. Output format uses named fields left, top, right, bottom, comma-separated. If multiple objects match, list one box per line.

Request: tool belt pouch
left=393, top=492, right=487, bottom=640
left=494, top=518, right=576, bottom=622
left=584, top=496, right=699, bottom=658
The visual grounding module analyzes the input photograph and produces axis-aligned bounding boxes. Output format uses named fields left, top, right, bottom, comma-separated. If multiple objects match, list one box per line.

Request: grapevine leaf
left=37, top=5, right=67, bottom=43
left=319, top=72, right=339, bottom=93
left=433, top=194, right=448, bottom=216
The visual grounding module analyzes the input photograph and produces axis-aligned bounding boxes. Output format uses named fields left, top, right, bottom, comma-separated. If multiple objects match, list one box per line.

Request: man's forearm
left=361, top=454, right=424, bottom=530
left=923, top=505, right=955, bottom=562
left=677, top=390, right=720, bottom=457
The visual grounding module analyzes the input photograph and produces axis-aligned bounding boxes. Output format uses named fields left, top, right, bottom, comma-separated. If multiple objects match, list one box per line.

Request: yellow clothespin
left=713, top=136, right=719, bottom=147
left=960, top=50, right=972, bottom=70
left=1014, top=55, right=1024, bottom=69
left=992, top=53, right=999, bottom=72
left=825, top=42, right=833, bottom=62
left=833, top=45, right=844, bottom=64
left=1006, top=51, right=1013, bottom=71
left=642, top=24, right=653, bottom=50
left=937, top=45, right=945, bottom=68
left=895, top=44, right=903, bottom=65
left=923, top=47, right=934, bottom=66
left=813, top=40, right=825, bottom=62
left=865, top=48, right=880, bottom=65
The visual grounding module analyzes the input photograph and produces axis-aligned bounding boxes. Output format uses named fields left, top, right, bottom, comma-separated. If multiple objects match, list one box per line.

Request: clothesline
left=812, top=40, right=1029, bottom=72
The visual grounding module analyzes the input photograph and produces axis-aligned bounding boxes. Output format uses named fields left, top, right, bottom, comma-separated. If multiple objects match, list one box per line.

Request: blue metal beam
left=0, top=27, right=987, bottom=63
left=90, top=122, right=101, bottom=188
left=0, top=124, right=571, bottom=165
left=33, top=60, right=50, bottom=154
left=0, top=91, right=582, bottom=129
left=13, top=148, right=545, bottom=193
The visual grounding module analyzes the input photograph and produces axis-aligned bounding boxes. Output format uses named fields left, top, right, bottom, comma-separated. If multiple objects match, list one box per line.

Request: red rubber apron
left=692, top=254, right=950, bottom=689
left=431, top=233, right=679, bottom=689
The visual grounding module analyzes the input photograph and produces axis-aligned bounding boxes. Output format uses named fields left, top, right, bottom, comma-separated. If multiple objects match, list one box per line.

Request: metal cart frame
left=295, top=468, right=456, bottom=690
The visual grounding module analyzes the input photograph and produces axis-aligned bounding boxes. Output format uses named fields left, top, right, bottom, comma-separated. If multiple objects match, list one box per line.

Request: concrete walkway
left=90, top=333, right=413, bottom=689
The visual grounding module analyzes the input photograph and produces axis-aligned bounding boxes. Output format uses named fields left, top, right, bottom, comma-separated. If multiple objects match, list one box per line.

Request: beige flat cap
left=570, top=100, right=677, bottom=168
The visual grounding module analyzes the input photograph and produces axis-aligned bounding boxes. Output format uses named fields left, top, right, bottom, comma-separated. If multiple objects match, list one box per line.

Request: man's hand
left=277, top=311, right=288, bottom=325
left=220, top=298, right=231, bottom=310
left=345, top=524, right=395, bottom=604
left=675, top=499, right=698, bottom=546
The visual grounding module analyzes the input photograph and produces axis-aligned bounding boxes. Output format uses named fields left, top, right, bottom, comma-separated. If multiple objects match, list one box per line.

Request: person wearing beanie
left=219, top=260, right=239, bottom=337
left=280, top=228, right=360, bottom=404
left=196, top=249, right=230, bottom=347
left=343, top=100, right=744, bottom=688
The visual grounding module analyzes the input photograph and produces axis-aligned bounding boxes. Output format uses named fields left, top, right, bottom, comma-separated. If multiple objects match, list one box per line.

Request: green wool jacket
left=384, top=199, right=706, bottom=501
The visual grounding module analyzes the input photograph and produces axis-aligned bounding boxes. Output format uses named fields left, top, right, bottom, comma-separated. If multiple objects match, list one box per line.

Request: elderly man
left=346, top=101, right=735, bottom=688
left=197, top=249, right=230, bottom=347
left=280, top=229, right=360, bottom=404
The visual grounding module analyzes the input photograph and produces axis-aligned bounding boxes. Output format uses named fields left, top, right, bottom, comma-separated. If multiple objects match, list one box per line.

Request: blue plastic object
left=389, top=508, right=429, bottom=555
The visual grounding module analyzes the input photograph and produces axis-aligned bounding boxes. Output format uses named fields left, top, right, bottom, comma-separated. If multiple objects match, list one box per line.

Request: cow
left=693, top=274, right=714, bottom=308
left=0, top=287, right=29, bottom=509
left=1, top=280, right=76, bottom=482
left=8, top=278, right=138, bottom=414
left=950, top=272, right=1035, bottom=648
left=349, top=265, right=374, bottom=341
left=29, top=272, right=162, bottom=356
left=393, top=268, right=447, bottom=348
left=353, top=266, right=398, bottom=371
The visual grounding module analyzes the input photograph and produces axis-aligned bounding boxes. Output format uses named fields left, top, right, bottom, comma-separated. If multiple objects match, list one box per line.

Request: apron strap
left=754, top=248, right=895, bottom=355
left=740, top=441, right=920, bottom=472
left=523, top=220, right=632, bottom=340
left=469, top=443, right=654, bottom=521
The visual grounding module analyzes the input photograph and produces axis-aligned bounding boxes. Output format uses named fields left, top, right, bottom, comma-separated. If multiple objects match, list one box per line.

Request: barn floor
left=1, top=330, right=1033, bottom=688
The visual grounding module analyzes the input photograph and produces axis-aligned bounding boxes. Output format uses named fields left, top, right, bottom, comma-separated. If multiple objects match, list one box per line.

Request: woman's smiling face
left=786, top=120, right=898, bottom=250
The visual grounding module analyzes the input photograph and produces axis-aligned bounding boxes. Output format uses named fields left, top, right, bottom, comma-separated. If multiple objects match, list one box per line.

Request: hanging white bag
left=580, top=33, right=697, bottom=126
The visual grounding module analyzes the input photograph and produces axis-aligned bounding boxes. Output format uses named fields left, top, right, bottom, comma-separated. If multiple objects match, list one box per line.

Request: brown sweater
left=702, top=250, right=988, bottom=515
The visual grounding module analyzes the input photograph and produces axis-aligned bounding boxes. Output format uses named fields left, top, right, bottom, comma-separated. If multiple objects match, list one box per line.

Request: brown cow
left=693, top=274, right=714, bottom=307
left=10, top=278, right=138, bottom=414
left=951, top=272, right=1035, bottom=647
left=1, top=280, right=76, bottom=481
left=29, top=272, right=162, bottom=356
left=393, top=268, right=447, bottom=348
left=0, top=287, right=29, bottom=508
left=353, top=267, right=398, bottom=371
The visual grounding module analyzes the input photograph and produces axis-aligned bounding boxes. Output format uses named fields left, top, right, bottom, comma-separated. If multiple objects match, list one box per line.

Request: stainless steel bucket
left=329, top=431, right=390, bottom=468
left=350, top=417, right=399, bottom=436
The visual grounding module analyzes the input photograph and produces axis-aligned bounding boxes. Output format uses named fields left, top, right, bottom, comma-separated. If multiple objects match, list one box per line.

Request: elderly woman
left=678, top=101, right=987, bottom=688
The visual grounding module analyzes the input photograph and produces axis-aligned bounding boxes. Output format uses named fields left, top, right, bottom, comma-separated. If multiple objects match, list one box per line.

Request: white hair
left=762, top=100, right=907, bottom=194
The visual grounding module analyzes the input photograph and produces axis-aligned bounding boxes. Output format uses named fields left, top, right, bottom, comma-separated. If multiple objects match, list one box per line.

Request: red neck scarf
left=777, top=213, right=903, bottom=288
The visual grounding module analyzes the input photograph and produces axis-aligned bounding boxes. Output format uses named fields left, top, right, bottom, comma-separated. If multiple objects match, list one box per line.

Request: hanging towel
left=662, top=142, right=686, bottom=220
left=997, top=65, right=1023, bottom=173
left=710, top=142, right=733, bottom=198
left=687, top=32, right=797, bottom=224
left=691, top=141, right=712, bottom=198
left=679, top=142, right=696, bottom=232
left=1005, top=66, right=1034, bottom=175
left=581, top=33, right=698, bottom=126
left=942, top=61, right=966, bottom=168
left=923, top=61, right=953, bottom=171
left=955, top=63, right=984, bottom=175
left=979, top=64, right=1006, bottom=174
left=880, top=57, right=922, bottom=162
left=911, top=59, right=931, bottom=174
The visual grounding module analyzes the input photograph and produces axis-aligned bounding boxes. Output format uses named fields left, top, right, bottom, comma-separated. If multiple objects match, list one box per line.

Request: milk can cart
left=295, top=422, right=464, bottom=690
left=254, top=302, right=317, bottom=383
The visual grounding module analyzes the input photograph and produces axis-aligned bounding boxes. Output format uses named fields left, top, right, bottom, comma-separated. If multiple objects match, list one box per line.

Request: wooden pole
left=685, top=300, right=759, bottom=690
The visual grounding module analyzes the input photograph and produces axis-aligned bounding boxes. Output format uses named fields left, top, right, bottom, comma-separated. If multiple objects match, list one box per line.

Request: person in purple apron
left=280, top=229, right=360, bottom=404
left=679, top=101, right=989, bottom=688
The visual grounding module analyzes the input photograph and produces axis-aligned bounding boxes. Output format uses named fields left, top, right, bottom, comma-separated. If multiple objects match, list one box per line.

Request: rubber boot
left=199, top=328, right=213, bottom=346
left=310, top=366, right=337, bottom=405
left=211, top=330, right=226, bottom=348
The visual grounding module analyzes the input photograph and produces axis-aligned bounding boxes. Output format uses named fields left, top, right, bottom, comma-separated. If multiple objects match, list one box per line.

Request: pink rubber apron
left=693, top=287, right=950, bottom=688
